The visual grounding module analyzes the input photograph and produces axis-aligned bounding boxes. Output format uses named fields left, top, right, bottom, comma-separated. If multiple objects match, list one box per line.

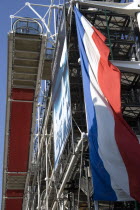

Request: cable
left=13, top=5, right=26, bottom=16
left=104, top=10, right=114, bottom=60
left=72, top=116, right=82, bottom=134
left=77, top=139, right=84, bottom=209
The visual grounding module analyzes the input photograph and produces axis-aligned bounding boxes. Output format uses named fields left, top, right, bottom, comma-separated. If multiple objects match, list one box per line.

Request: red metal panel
left=8, top=101, right=33, bottom=172
left=5, top=88, right=34, bottom=209
left=12, top=88, right=34, bottom=100
left=6, top=190, right=24, bottom=197
left=5, top=199, right=23, bottom=210
left=8, top=88, right=34, bottom=172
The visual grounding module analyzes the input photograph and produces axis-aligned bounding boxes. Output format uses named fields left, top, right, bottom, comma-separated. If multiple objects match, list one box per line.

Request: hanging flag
left=74, top=7, right=140, bottom=202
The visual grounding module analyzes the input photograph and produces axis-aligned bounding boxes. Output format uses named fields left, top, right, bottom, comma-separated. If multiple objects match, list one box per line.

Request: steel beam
left=52, top=133, right=87, bottom=210
left=22, top=35, right=47, bottom=210
left=110, top=61, right=140, bottom=74
left=77, top=0, right=140, bottom=17
left=1, top=32, right=14, bottom=210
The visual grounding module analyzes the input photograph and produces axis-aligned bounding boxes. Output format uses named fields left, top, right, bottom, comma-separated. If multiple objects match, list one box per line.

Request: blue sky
left=0, top=0, right=51, bottom=204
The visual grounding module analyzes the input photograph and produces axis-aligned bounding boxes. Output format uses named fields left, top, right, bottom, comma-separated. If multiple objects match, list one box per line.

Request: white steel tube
left=10, top=15, right=41, bottom=20
left=26, top=2, right=54, bottom=39
left=1, top=32, right=14, bottom=210
left=22, top=35, right=47, bottom=210
left=54, top=8, right=56, bottom=39
left=37, top=106, right=40, bottom=209
left=28, top=3, right=61, bottom=8
left=45, top=135, right=49, bottom=210
left=52, top=133, right=87, bottom=210
left=37, top=173, right=40, bottom=209
left=94, top=201, right=99, bottom=210
left=137, top=12, right=140, bottom=32
left=76, top=0, right=140, bottom=17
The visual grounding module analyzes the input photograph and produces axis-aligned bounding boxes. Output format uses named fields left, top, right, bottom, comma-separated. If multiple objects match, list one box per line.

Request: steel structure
left=2, top=0, right=140, bottom=210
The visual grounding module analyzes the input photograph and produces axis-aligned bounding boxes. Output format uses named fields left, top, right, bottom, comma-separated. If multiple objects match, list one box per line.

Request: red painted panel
left=8, top=100, right=33, bottom=172
left=6, top=190, right=24, bottom=197
left=12, top=88, right=34, bottom=100
left=5, top=199, right=23, bottom=210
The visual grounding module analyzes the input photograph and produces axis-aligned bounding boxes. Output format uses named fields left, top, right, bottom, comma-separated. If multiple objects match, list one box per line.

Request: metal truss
left=2, top=1, right=63, bottom=210
left=42, top=1, right=140, bottom=209
left=48, top=1, right=140, bottom=210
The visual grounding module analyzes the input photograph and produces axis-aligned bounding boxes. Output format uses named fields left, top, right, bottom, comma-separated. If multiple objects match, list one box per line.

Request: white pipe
left=54, top=8, right=56, bottom=40
left=37, top=106, right=40, bottom=209
left=137, top=12, right=140, bottom=32
left=45, top=135, right=49, bottom=210
left=10, top=15, right=41, bottom=20
left=22, top=35, right=47, bottom=210
left=27, top=3, right=61, bottom=8
left=52, top=133, right=87, bottom=210
left=76, top=0, right=140, bottom=17
left=26, top=2, right=54, bottom=40
left=94, top=201, right=99, bottom=210
left=23, top=95, right=52, bottom=210
left=1, top=32, right=14, bottom=210
left=37, top=173, right=40, bottom=209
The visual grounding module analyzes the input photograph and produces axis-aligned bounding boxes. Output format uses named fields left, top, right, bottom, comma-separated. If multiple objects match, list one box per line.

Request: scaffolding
left=2, top=0, right=140, bottom=210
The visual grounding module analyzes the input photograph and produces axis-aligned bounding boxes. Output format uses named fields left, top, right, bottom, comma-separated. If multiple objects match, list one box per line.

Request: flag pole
left=94, top=201, right=99, bottom=210
left=137, top=12, right=140, bottom=32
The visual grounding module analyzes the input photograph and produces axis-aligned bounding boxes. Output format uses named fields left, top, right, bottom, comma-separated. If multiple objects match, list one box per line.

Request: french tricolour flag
left=74, top=7, right=140, bottom=201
